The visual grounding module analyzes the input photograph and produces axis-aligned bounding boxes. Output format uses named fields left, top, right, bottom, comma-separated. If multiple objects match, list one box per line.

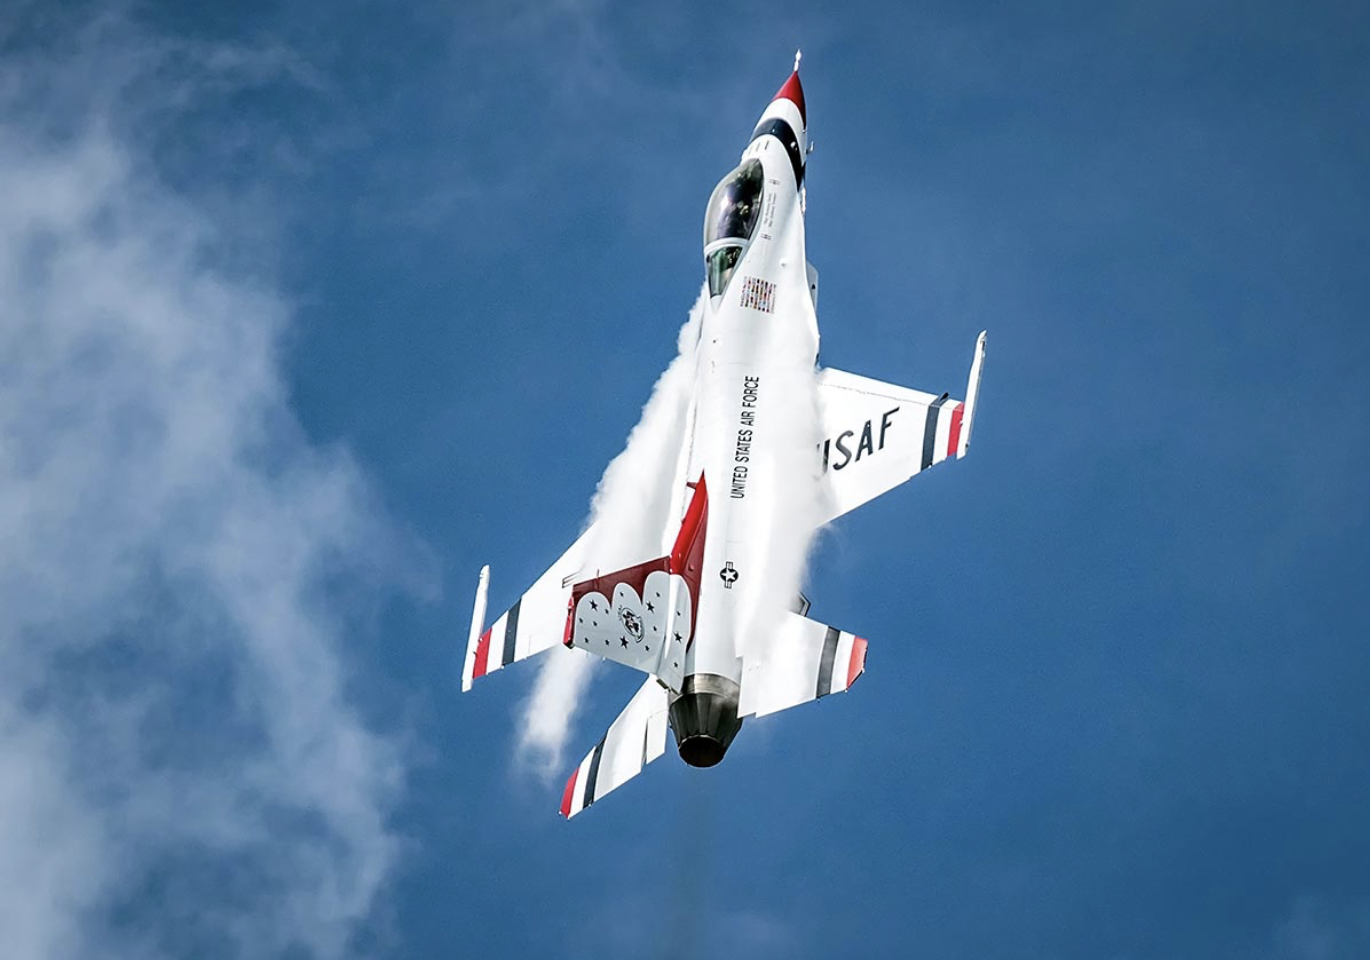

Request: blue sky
left=3, top=1, right=1369, bottom=958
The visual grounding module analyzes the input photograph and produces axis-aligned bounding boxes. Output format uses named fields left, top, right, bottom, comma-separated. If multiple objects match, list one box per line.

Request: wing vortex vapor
left=514, top=291, right=707, bottom=778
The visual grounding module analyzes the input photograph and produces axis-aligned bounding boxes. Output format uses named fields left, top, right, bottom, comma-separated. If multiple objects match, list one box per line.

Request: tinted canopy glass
left=703, top=159, right=764, bottom=249
left=705, top=246, right=743, bottom=297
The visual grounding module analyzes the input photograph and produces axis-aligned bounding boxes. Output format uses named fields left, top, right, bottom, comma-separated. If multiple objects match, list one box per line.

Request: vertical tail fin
left=563, top=475, right=709, bottom=692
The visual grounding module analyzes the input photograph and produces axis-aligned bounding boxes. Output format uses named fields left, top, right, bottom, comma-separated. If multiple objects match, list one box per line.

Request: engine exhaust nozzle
left=669, top=673, right=743, bottom=768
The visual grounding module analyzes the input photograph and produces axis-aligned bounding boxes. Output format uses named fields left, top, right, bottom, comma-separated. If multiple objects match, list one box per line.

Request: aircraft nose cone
left=772, top=70, right=806, bottom=128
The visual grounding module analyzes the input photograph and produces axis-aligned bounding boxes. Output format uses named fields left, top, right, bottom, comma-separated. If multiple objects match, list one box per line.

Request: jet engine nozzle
left=669, top=673, right=743, bottom=768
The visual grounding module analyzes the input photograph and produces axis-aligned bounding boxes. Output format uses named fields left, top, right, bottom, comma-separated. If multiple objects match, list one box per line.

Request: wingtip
left=465, top=565, right=491, bottom=690
left=958, top=332, right=987, bottom=458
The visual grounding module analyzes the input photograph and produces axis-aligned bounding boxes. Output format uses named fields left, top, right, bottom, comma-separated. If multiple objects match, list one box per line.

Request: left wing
left=465, top=344, right=701, bottom=693
left=461, top=527, right=594, bottom=691
left=816, top=331, right=985, bottom=524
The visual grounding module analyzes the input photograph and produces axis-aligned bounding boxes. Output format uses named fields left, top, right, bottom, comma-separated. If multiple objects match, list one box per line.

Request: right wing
left=560, top=676, right=671, bottom=819
left=816, top=331, right=986, bottom=524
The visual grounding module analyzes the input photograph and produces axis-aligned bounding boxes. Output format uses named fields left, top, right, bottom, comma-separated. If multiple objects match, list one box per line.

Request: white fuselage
left=681, top=99, right=820, bottom=687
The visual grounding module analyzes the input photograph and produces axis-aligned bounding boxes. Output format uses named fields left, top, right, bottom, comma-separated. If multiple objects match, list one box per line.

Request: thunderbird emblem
left=618, top=605, right=644, bottom=640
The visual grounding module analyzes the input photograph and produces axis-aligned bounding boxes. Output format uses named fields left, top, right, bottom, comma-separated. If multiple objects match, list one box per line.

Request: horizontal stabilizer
left=561, top=677, right=671, bottom=819
left=738, top=612, right=868, bottom=719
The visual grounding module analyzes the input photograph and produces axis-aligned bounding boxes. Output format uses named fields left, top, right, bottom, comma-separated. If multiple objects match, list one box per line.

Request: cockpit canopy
left=704, top=159, right=764, bottom=248
left=703, top=159, right=764, bottom=296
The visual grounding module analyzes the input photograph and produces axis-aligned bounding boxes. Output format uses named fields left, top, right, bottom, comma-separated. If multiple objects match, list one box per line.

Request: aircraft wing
left=461, top=527, right=594, bottom=691
left=464, top=357, right=700, bottom=693
left=816, top=331, right=986, bottom=524
left=560, top=676, right=671, bottom=818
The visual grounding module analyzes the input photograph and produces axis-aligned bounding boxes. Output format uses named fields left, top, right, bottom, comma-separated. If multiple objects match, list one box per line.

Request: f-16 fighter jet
left=463, top=54, right=987, bottom=818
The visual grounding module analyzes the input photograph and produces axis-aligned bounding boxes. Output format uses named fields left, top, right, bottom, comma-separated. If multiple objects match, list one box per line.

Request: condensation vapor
left=515, top=288, right=706, bottom=780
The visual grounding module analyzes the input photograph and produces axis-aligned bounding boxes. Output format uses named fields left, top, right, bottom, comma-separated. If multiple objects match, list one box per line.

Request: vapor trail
left=515, top=289, right=706, bottom=779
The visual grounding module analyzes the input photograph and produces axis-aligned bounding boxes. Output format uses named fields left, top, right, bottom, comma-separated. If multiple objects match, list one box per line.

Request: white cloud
left=1273, top=894, right=1370, bottom=960
left=0, top=16, right=426, bottom=960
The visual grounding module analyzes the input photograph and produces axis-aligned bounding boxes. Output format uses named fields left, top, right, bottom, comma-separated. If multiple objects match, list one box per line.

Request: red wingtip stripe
left=559, top=766, right=580, bottom=818
left=773, top=71, right=807, bottom=126
left=946, top=403, right=965, bottom=459
left=847, top=637, right=868, bottom=690
left=473, top=627, right=492, bottom=679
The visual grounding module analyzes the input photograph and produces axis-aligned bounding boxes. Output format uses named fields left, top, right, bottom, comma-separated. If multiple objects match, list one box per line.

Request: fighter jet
left=463, top=54, right=987, bottom=818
